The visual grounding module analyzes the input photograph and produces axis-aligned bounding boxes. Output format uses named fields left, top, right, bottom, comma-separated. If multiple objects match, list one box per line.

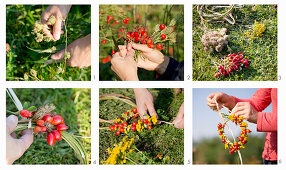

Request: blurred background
left=193, top=88, right=270, bottom=164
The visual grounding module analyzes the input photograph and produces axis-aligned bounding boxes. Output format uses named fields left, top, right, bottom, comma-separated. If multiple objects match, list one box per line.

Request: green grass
left=193, top=136, right=265, bottom=164
left=6, top=88, right=91, bottom=164
left=99, top=88, right=184, bottom=164
left=192, top=5, right=277, bottom=81
left=6, top=5, right=91, bottom=81
left=99, top=5, right=184, bottom=81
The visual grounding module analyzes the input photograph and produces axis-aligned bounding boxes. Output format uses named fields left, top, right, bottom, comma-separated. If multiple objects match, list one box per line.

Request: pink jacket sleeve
left=234, top=88, right=277, bottom=132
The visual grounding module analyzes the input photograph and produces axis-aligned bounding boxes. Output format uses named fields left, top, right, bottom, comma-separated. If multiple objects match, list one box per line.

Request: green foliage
left=99, top=5, right=184, bottom=81
left=99, top=88, right=184, bottom=164
left=6, top=88, right=91, bottom=164
left=193, top=136, right=265, bottom=164
left=6, top=5, right=91, bottom=81
left=193, top=5, right=277, bottom=81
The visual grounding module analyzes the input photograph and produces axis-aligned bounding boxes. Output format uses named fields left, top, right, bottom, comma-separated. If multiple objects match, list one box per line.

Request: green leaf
left=61, top=131, right=89, bottom=164
left=26, top=106, right=37, bottom=111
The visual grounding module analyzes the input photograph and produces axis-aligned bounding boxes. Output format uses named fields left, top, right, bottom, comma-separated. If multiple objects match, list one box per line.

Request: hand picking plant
left=28, top=15, right=71, bottom=80
left=213, top=52, right=249, bottom=78
left=100, top=14, right=177, bottom=62
left=99, top=93, right=178, bottom=165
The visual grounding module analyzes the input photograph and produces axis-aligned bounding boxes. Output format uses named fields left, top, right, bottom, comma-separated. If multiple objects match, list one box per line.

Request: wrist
left=155, top=55, right=169, bottom=75
left=124, top=72, right=139, bottom=81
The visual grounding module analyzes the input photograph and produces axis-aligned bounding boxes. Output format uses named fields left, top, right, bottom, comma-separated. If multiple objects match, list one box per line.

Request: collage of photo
left=2, top=2, right=283, bottom=169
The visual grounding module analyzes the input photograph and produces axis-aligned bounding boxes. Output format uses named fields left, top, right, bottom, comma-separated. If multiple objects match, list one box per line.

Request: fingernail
left=55, top=34, right=60, bottom=40
left=7, top=115, right=17, bottom=123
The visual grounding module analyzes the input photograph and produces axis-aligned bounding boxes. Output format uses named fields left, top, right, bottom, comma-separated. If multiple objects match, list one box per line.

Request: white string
left=6, top=88, right=23, bottom=111
left=214, top=99, right=243, bottom=165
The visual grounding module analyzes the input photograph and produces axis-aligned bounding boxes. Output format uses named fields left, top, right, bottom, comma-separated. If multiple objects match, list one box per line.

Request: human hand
left=6, top=115, right=33, bottom=164
left=51, top=34, right=91, bottom=68
left=173, top=102, right=184, bottom=129
left=132, top=43, right=170, bottom=75
left=134, top=88, right=157, bottom=119
left=206, top=92, right=236, bottom=111
left=111, top=44, right=139, bottom=81
left=231, top=102, right=258, bottom=123
left=41, top=5, right=72, bottom=41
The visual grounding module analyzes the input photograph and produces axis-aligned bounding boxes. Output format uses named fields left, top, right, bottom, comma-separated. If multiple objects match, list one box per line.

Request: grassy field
left=192, top=5, right=277, bottom=81
left=6, top=88, right=91, bottom=164
left=99, top=5, right=184, bottom=81
left=6, top=5, right=91, bottom=81
left=193, top=136, right=265, bottom=164
left=99, top=88, right=184, bottom=164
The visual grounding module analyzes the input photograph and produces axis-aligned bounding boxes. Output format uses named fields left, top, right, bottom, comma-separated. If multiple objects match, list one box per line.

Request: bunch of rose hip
left=20, top=109, right=68, bottom=146
left=215, top=52, right=249, bottom=78
left=101, top=15, right=176, bottom=61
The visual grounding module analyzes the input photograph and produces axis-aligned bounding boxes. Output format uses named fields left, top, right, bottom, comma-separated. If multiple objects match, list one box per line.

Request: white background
left=0, top=0, right=285, bottom=169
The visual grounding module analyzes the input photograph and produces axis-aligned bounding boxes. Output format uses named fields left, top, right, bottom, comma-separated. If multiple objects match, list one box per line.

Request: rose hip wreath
left=108, top=108, right=157, bottom=136
left=217, top=114, right=252, bottom=154
left=19, top=104, right=68, bottom=146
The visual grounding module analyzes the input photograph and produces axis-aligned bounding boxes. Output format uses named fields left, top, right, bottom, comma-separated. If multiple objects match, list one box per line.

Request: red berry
left=148, top=125, right=152, bottom=130
left=112, top=50, right=116, bottom=55
left=52, top=130, right=62, bottom=141
left=242, top=140, right=246, bottom=144
left=143, top=119, right=148, bottom=124
left=119, top=127, right=124, bottom=133
left=131, top=126, right=136, bottom=131
left=123, top=19, right=128, bottom=24
left=132, top=121, right=138, bottom=126
left=102, top=40, right=107, bottom=45
left=47, top=132, right=56, bottom=146
left=113, top=123, right=119, bottom=128
left=123, top=122, right=128, bottom=127
left=146, top=39, right=152, bottom=44
left=37, top=120, right=45, bottom=126
left=57, top=123, right=68, bottom=131
left=116, top=130, right=120, bottom=136
left=156, top=43, right=163, bottom=50
left=107, top=19, right=111, bottom=23
left=134, top=114, right=139, bottom=118
left=160, top=24, right=165, bottom=30
left=142, top=32, right=147, bottom=37
left=125, top=112, right=129, bottom=116
left=52, top=115, right=63, bottom=125
left=132, top=108, right=137, bottom=113
left=20, top=109, right=32, bottom=118
left=114, top=20, right=120, bottom=23
left=109, top=126, right=115, bottom=131
left=41, top=126, right=47, bottom=132
left=34, top=126, right=42, bottom=133
left=222, top=139, right=226, bottom=143
left=43, top=114, right=53, bottom=123
left=125, top=17, right=131, bottom=21
left=161, top=34, right=166, bottom=40
left=107, top=16, right=114, bottom=20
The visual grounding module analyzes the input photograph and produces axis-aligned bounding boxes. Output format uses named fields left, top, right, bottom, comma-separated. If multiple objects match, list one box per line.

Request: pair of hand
left=6, top=115, right=33, bottom=164
left=206, top=92, right=258, bottom=123
left=134, top=88, right=184, bottom=129
left=111, top=43, right=170, bottom=81
left=41, top=5, right=91, bottom=68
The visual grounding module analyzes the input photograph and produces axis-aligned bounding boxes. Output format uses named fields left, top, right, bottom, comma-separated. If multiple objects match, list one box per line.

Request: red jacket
left=235, top=88, right=277, bottom=161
